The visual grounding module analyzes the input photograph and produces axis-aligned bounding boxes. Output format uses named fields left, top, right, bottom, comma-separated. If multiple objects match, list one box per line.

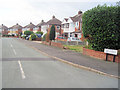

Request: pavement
left=2, top=38, right=119, bottom=88
left=19, top=39, right=119, bottom=78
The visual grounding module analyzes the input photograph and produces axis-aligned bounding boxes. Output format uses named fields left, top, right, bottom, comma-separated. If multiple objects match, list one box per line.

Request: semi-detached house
left=61, top=11, right=83, bottom=41
left=8, top=23, right=22, bottom=36
left=22, top=22, right=35, bottom=34
left=0, top=24, right=8, bottom=35
left=41, top=16, right=62, bottom=38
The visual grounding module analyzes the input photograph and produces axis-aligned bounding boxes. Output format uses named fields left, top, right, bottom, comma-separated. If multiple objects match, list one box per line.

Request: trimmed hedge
left=82, top=4, right=120, bottom=51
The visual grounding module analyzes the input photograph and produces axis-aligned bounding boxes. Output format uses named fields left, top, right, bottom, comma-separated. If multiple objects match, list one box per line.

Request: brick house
left=8, top=23, right=22, bottom=36
left=33, top=20, right=46, bottom=33
left=46, top=15, right=62, bottom=38
left=0, top=24, right=8, bottom=35
left=22, top=22, right=35, bottom=34
left=61, top=11, right=83, bottom=41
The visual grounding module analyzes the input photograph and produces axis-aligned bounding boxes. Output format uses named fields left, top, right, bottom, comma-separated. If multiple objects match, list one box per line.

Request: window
left=57, top=26, right=60, bottom=29
left=66, top=23, right=69, bottom=28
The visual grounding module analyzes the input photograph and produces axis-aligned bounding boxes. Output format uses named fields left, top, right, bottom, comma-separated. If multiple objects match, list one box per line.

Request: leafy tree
left=49, top=25, right=56, bottom=41
left=24, top=31, right=33, bottom=36
left=82, top=4, right=120, bottom=51
left=36, top=31, right=43, bottom=35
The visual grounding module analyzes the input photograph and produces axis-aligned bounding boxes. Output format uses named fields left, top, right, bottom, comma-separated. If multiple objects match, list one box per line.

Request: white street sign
left=104, top=49, right=118, bottom=55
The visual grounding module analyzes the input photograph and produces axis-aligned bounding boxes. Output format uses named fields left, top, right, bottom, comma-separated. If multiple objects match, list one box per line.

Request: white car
left=67, top=37, right=82, bottom=42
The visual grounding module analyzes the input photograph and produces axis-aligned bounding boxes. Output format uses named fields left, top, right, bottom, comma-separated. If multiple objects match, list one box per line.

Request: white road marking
left=13, top=48, right=17, bottom=55
left=18, top=60, right=26, bottom=79
left=10, top=44, right=13, bottom=48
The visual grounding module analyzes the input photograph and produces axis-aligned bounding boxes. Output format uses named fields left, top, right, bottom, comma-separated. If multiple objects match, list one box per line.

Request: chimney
left=78, top=11, right=82, bottom=14
left=41, top=20, right=44, bottom=22
left=16, top=23, right=18, bottom=25
left=2, top=24, right=3, bottom=26
left=30, top=22, right=32, bottom=24
left=52, top=15, right=55, bottom=19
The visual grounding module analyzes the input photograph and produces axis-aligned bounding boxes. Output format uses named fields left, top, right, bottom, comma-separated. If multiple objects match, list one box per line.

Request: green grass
left=64, top=45, right=84, bottom=53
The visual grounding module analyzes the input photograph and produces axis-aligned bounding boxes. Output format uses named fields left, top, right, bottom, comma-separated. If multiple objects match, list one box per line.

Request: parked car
left=26, top=35, right=31, bottom=40
left=55, top=36, right=67, bottom=41
left=67, top=37, right=82, bottom=42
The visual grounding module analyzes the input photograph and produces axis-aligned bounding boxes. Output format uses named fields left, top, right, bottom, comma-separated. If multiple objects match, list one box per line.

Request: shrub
left=30, top=34, right=36, bottom=40
left=49, top=25, right=56, bottom=41
left=82, top=4, right=120, bottom=51
left=36, top=31, right=43, bottom=35
left=24, top=31, right=33, bottom=36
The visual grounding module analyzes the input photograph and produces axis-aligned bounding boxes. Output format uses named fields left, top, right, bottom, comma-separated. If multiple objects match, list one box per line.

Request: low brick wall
left=42, top=41, right=64, bottom=49
left=51, top=41, right=64, bottom=49
left=42, top=41, right=50, bottom=46
left=83, top=47, right=120, bottom=63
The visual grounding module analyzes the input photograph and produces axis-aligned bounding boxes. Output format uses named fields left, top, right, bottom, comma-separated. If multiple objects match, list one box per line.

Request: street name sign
left=104, top=49, right=118, bottom=55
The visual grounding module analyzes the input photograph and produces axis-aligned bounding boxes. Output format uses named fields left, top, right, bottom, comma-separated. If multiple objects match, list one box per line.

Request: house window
left=62, top=24, right=64, bottom=28
left=57, top=26, right=60, bottom=29
left=66, top=23, right=69, bottom=28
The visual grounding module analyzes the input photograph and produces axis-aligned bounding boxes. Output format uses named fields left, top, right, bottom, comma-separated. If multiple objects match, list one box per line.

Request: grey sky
left=0, top=0, right=119, bottom=27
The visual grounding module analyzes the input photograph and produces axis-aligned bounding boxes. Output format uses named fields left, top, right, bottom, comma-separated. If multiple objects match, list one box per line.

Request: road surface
left=2, top=38, right=118, bottom=88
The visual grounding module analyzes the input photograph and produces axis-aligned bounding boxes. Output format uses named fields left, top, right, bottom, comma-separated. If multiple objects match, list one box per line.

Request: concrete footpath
left=18, top=39, right=119, bottom=78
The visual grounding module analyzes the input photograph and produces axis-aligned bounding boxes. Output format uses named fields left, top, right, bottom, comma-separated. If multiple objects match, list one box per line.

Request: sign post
left=104, top=49, right=118, bottom=62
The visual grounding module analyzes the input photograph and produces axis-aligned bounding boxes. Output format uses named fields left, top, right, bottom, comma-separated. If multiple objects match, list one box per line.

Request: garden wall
left=83, top=47, right=120, bottom=63
left=42, top=41, right=64, bottom=49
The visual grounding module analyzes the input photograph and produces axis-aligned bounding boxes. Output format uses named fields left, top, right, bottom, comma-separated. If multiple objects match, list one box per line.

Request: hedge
left=82, top=4, right=120, bottom=51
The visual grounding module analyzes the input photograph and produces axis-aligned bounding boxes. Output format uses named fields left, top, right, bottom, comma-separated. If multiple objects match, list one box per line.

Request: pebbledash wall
left=83, top=47, right=120, bottom=63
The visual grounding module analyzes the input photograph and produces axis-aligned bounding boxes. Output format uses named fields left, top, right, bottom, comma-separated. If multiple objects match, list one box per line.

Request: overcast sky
left=0, top=0, right=119, bottom=27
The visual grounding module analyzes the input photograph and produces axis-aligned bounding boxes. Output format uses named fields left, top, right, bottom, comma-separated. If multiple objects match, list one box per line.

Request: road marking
left=13, top=48, right=17, bottom=55
left=18, top=60, right=26, bottom=79
left=10, top=44, right=13, bottom=48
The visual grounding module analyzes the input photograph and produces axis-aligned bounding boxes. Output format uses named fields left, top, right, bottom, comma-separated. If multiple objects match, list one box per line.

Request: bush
left=82, top=4, right=120, bottom=51
left=24, top=31, right=33, bottom=36
left=49, top=25, right=56, bottom=41
left=36, top=31, right=43, bottom=35
left=30, top=34, right=36, bottom=40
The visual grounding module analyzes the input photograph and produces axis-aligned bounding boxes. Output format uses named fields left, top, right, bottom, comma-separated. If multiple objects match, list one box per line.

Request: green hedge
left=36, top=31, right=43, bottom=35
left=24, top=31, right=33, bottom=36
left=29, top=34, right=36, bottom=40
left=82, top=4, right=120, bottom=51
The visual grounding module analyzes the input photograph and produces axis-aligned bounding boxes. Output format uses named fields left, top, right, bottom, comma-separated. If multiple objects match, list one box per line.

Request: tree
left=49, top=25, right=56, bottom=41
left=82, top=4, right=120, bottom=51
left=24, top=31, right=33, bottom=36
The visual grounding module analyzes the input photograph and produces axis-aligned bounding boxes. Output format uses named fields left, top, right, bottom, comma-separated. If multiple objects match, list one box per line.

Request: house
left=8, top=23, right=22, bottom=36
left=0, top=24, right=8, bottom=35
left=33, top=20, right=46, bottom=33
left=22, top=22, right=35, bottom=34
left=46, top=15, right=62, bottom=38
left=61, top=11, right=83, bottom=41
left=61, top=18, right=75, bottom=38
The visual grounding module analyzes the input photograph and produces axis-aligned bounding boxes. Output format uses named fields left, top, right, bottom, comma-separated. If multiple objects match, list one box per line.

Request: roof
left=12, top=23, right=22, bottom=29
left=70, top=11, right=82, bottom=22
left=36, top=20, right=46, bottom=27
left=46, top=16, right=62, bottom=25
left=24, top=22, right=35, bottom=29
left=0, top=24, right=8, bottom=30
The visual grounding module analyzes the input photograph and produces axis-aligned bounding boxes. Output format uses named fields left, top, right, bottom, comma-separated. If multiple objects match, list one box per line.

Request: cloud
left=0, top=0, right=118, bottom=27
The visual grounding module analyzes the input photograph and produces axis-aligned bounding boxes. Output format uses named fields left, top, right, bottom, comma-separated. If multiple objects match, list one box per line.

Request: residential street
left=2, top=38, right=118, bottom=88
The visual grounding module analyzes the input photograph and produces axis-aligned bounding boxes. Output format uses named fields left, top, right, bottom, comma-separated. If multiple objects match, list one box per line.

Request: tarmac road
left=2, top=38, right=118, bottom=88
